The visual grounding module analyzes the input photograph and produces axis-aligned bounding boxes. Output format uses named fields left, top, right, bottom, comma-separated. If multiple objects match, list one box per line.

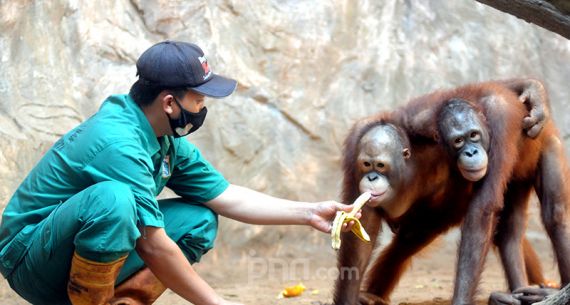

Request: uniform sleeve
left=83, top=141, right=164, bottom=228
left=167, top=139, right=229, bottom=203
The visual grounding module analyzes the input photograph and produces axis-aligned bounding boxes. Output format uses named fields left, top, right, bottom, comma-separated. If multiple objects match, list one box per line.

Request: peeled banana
left=331, top=192, right=371, bottom=250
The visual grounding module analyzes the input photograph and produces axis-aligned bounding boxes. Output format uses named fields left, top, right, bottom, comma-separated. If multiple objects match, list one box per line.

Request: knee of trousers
left=75, top=181, right=140, bottom=261
left=177, top=208, right=218, bottom=264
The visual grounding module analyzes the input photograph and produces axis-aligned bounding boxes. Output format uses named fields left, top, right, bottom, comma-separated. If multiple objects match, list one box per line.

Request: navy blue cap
left=136, top=41, right=237, bottom=98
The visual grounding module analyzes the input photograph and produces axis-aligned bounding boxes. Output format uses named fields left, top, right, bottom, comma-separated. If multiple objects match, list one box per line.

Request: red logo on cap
left=198, top=56, right=212, bottom=80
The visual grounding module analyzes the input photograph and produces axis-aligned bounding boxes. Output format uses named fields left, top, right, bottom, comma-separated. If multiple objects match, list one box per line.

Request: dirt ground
left=167, top=229, right=557, bottom=305
left=0, top=226, right=558, bottom=305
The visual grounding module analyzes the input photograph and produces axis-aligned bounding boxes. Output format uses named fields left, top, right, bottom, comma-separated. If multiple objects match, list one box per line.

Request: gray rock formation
left=1, top=0, right=569, bottom=253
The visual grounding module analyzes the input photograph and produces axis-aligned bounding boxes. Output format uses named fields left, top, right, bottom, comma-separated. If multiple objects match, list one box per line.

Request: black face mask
left=168, top=97, right=208, bottom=137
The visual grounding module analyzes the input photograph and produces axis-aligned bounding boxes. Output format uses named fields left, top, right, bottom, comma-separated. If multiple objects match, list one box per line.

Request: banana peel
left=331, top=192, right=371, bottom=250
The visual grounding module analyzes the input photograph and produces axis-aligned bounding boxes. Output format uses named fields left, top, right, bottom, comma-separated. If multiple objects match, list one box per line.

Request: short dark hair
left=129, top=79, right=188, bottom=107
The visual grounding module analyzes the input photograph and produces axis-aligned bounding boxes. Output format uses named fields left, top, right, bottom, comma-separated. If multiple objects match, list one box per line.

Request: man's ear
left=161, top=93, right=175, bottom=115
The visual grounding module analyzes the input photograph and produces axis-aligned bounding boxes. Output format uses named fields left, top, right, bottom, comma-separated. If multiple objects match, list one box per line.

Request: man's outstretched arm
left=205, top=184, right=359, bottom=233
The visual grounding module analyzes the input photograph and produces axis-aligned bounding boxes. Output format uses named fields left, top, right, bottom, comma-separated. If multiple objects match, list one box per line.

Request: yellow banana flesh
left=331, top=192, right=372, bottom=250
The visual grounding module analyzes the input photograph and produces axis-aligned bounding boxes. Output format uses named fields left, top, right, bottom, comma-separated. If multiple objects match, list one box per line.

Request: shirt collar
left=125, top=95, right=161, bottom=156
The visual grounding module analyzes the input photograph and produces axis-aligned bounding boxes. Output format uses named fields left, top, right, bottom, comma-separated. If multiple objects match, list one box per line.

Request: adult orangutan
left=333, top=79, right=564, bottom=305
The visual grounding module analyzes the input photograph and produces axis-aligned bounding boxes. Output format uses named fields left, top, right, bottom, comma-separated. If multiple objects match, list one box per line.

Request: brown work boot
left=109, top=267, right=166, bottom=305
left=68, top=251, right=127, bottom=305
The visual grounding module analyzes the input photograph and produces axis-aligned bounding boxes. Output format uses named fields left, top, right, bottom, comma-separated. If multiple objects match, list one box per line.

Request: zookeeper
left=0, top=40, right=358, bottom=305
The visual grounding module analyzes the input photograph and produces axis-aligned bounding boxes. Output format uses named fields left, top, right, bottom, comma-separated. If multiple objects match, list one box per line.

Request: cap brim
left=190, top=74, right=237, bottom=98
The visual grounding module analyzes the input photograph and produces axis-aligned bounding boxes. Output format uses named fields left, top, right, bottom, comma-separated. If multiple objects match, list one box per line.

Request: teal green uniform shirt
left=0, top=94, right=229, bottom=277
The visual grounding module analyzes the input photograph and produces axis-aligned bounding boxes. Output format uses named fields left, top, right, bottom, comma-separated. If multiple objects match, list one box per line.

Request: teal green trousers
left=6, top=181, right=218, bottom=305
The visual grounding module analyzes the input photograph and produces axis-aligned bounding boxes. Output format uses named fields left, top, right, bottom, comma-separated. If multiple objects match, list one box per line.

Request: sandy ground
left=162, top=227, right=559, bottom=305
left=0, top=226, right=559, bottom=305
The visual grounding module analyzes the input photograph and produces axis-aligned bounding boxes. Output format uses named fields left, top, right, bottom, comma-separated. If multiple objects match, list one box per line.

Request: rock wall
left=1, top=0, right=569, bottom=253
